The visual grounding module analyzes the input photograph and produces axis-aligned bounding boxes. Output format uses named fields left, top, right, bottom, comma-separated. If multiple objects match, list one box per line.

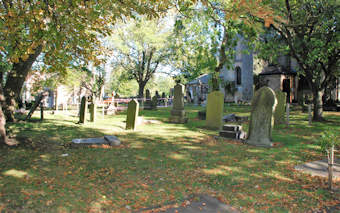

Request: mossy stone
left=126, top=99, right=139, bottom=130
left=206, top=91, right=224, bottom=129
left=79, top=96, right=87, bottom=124
left=246, top=86, right=277, bottom=147
left=274, top=90, right=286, bottom=126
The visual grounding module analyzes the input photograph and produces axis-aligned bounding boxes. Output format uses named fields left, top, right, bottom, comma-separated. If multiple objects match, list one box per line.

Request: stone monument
left=169, top=83, right=188, bottom=123
left=151, top=95, right=158, bottom=110
left=79, top=96, right=87, bottom=124
left=274, top=90, right=286, bottom=126
left=144, top=89, right=152, bottom=110
left=246, top=86, right=277, bottom=147
left=126, top=99, right=139, bottom=130
left=89, top=102, right=96, bottom=122
left=206, top=91, right=224, bottom=129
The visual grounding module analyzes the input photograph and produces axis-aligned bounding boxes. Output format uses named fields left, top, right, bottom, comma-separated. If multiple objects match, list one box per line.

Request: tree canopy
left=256, top=0, right=340, bottom=120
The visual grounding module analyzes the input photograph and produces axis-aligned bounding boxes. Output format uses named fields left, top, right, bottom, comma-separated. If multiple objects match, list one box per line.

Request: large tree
left=259, top=0, right=340, bottom=121
left=0, top=0, right=172, bottom=145
left=172, top=0, right=275, bottom=90
left=109, top=16, right=174, bottom=98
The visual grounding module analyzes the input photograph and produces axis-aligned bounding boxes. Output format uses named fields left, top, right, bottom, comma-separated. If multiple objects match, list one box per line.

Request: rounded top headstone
left=246, top=86, right=277, bottom=147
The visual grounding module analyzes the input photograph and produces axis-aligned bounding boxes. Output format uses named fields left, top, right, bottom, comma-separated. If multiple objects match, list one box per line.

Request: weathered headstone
left=146, top=89, right=151, bottom=99
left=79, top=96, right=88, bottom=124
left=151, top=96, right=158, bottom=110
left=206, top=91, right=224, bottom=129
left=114, top=93, right=119, bottom=107
left=246, top=86, right=277, bottom=147
left=169, top=83, right=188, bottom=123
left=144, top=89, right=152, bottom=110
left=274, top=90, right=287, bottom=126
left=161, top=92, right=166, bottom=105
left=72, top=135, right=121, bottom=147
left=126, top=99, right=139, bottom=130
left=89, top=102, right=96, bottom=122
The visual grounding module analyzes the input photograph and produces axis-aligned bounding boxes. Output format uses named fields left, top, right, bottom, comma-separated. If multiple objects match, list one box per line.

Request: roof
left=259, top=65, right=297, bottom=76
left=187, top=73, right=211, bottom=85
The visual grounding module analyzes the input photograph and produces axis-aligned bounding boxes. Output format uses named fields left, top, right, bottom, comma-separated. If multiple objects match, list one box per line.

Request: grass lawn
left=0, top=104, right=339, bottom=212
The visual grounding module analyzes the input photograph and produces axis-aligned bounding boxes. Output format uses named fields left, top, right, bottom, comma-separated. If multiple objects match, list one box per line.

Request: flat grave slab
left=139, top=194, right=239, bottom=213
left=72, top=135, right=121, bottom=146
left=295, top=158, right=340, bottom=179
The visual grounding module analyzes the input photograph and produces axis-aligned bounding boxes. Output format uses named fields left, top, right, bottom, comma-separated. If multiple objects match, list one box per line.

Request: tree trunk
left=138, top=82, right=146, bottom=98
left=2, top=45, right=43, bottom=122
left=0, top=85, right=8, bottom=145
left=312, top=88, right=324, bottom=121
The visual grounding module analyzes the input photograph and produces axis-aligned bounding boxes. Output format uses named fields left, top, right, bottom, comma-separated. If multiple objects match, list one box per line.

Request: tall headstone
left=206, top=91, right=224, bottom=129
left=274, top=90, right=287, bottom=126
left=246, top=87, right=277, bottom=147
left=126, top=99, right=139, bottom=130
left=144, top=89, right=152, bottom=110
left=114, top=93, right=119, bottom=107
left=146, top=89, right=151, bottom=100
left=161, top=92, right=166, bottom=105
left=151, top=95, right=158, bottom=110
left=89, top=102, right=96, bottom=122
left=155, top=91, right=160, bottom=99
left=155, top=91, right=160, bottom=106
left=79, top=96, right=88, bottom=124
left=169, top=83, right=188, bottom=123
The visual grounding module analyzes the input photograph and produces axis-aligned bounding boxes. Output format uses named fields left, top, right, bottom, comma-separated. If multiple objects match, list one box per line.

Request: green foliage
left=0, top=0, right=173, bottom=72
left=319, top=129, right=339, bottom=153
left=109, top=16, right=174, bottom=96
left=256, top=0, right=340, bottom=120
left=170, top=1, right=261, bottom=89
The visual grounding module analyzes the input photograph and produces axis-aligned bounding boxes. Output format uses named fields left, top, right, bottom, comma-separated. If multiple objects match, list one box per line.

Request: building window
left=236, top=66, right=241, bottom=85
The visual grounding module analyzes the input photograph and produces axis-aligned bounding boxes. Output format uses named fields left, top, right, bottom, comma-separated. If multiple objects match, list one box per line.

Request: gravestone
left=114, top=93, right=119, bottom=107
left=79, top=96, right=88, bottom=124
left=155, top=91, right=160, bottom=99
left=161, top=92, right=166, bottom=105
left=72, top=135, right=121, bottom=147
left=274, top=90, right=286, bottom=126
left=206, top=91, right=224, bottom=129
left=155, top=91, right=160, bottom=106
left=169, top=83, right=188, bottom=123
left=246, top=86, right=277, bottom=147
left=89, top=102, right=96, bottom=122
left=144, top=89, right=152, bottom=110
left=151, top=96, right=158, bottom=110
left=126, top=99, right=139, bottom=130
